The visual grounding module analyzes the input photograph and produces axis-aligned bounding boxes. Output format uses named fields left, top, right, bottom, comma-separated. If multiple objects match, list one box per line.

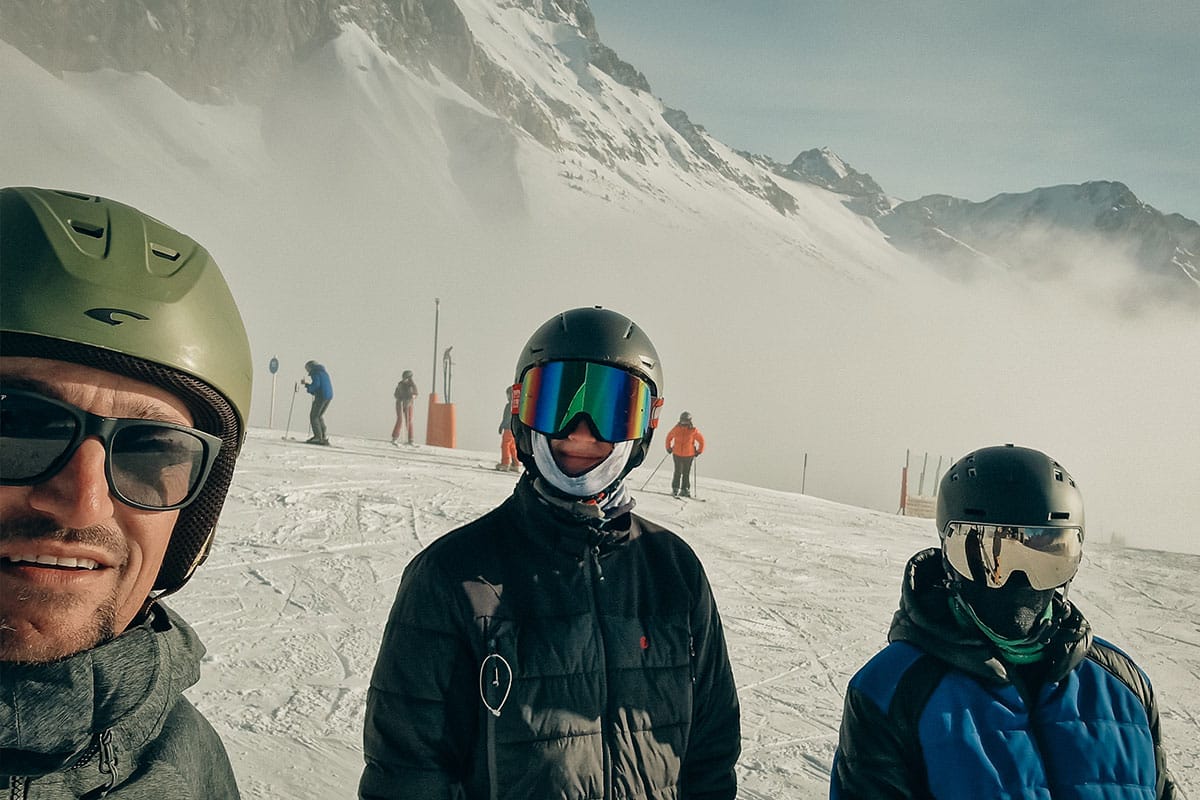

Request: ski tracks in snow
left=175, top=432, right=519, bottom=799
left=171, top=432, right=1200, bottom=799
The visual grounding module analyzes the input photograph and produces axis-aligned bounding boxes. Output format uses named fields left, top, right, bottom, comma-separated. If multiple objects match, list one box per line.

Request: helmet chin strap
left=532, top=433, right=634, bottom=501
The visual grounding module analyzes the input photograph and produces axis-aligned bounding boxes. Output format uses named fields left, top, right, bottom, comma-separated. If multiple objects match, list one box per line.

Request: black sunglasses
left=0, top=387, right=221, bottom=511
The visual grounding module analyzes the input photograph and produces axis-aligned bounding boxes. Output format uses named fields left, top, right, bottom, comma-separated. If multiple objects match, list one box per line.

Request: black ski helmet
left=511, top=306, right=663, bottom=477
left=936, top=444, right=1085, bottom=582
left=1, top=187, right=252, bottom=595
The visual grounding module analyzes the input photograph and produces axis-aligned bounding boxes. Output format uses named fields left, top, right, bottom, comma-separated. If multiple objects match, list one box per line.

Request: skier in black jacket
left=831, top=444, right=1184, bottom=799
left=360, top=306, right=741, bottom=800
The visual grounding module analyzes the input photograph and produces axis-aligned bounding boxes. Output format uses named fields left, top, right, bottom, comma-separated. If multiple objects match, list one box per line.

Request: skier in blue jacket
left=831, top=444, right=1184, bottom=799
left=302, top=360, right=333, bottom=445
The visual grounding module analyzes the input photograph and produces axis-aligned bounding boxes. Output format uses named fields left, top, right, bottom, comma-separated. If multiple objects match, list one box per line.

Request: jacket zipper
left=75, top=729, right=119, bottom=800
left=96, top=729, right=119, bottom=796
left=5, top=730, right=117, bottom=800
left=588, top=545, right=613, bottom=799
left=689, top=635, right=697, bottom=684
left=486, top=636, right=500, bottom=800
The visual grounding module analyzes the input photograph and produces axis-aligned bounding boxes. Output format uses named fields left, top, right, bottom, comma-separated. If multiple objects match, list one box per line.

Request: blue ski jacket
left=304, top=364, right=333, bottom=400
left=830, top=547, right=1184, bottom=800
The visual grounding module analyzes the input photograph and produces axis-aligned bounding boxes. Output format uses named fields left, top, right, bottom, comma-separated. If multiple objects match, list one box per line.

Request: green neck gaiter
left=950, top=594, right=1053, bottom=665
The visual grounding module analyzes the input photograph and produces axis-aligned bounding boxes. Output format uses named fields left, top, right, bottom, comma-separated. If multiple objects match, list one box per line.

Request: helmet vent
left=150, top=243, right=181, bottom=262
left=1054, top=469, right=1064, bottom=481
left=55, top=190, right=96, bottom=202
left=967, top=467, right=977, bottom=477
left=69, top=220, right=104, bottom=239
left=1050, top=512, right=1071, bottom=520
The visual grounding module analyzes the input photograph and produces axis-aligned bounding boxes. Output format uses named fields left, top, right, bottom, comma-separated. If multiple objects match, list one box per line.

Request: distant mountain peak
left=877, top=181, right=1200, bottom=304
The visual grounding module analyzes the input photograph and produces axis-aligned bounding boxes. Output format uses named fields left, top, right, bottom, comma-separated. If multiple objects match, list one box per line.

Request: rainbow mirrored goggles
left=943, top=522, right=1083, bottom=590
left=514, top=361, right=662, bottom=443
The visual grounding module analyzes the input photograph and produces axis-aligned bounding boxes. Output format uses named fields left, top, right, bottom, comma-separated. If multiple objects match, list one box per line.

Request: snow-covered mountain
left=2, top=0, right=1199, bottom=557
left=879, top=182, right=1200, bottom=301
left=3, top=0, right=1195, bottom=302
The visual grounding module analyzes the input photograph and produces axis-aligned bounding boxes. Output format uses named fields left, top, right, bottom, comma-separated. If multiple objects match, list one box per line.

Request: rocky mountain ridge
left=2, top=0, right=1196, bottom=301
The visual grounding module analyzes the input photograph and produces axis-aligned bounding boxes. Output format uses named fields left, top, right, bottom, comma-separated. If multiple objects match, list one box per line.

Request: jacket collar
left=510, top=475, right=635, bottom=559
left=888, top=548, right=1092, bottom=685
left=0, top=603, right=202, bottom=787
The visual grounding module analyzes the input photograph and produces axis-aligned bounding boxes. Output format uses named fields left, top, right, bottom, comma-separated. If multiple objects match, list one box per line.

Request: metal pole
left=268, top=355, right=280, bottom=429
left=283, top=382, right=298, bottom=440
left=801, top=452, right=808, bottom=494
left=639, top=451, right=671, bottom=490
left=431, top=298, right=440, bottom=396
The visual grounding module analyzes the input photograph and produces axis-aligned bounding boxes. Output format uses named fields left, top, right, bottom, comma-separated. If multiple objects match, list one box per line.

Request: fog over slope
left=1, top=1, right=1197, bottom=554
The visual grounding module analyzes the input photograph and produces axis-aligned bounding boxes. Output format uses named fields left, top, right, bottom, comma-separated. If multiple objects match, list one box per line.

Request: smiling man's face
left=0, top=357, right=189, bottom=663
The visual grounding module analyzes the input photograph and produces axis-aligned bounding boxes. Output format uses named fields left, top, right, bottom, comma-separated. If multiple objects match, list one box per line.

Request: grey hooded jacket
left=0, top=603, right=239, bottom=799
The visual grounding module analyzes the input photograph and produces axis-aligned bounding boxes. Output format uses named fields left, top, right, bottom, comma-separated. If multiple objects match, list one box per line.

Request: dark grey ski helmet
left=936, top=445, right=1084, bottom=535
left=510, top=306, right=663, bottom=477
left=936, top=444, right=1085, bottom=585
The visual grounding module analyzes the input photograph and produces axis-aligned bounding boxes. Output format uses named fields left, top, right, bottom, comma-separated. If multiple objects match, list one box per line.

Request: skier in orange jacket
left=497, top=385, right=520, bottom=472
left=665, top=411, right=704, bottom=497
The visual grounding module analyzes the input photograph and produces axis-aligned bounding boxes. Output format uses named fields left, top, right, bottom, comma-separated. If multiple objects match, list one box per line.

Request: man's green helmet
left=1, top=186, right=253, bottom=594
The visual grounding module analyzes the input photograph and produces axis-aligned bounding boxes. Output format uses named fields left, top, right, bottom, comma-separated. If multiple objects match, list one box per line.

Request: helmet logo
left=85, top=308, right=150, bottom=326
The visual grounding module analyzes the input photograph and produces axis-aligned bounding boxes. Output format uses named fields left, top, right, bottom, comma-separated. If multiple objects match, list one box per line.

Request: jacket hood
left=888, top=548, right=1092, bottom=685
left=0, top=603, right=204, bottom=781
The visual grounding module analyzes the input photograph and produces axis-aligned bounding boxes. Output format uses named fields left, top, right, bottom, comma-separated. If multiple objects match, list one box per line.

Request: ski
left=640, top=489, right=706, bottom=502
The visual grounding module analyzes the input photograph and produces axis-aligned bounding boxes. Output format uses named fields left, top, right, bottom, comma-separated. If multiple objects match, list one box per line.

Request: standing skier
left=360, top=307, right=741, bottom=799
left=391, top=369, right=418, bottom=446
left=496, top=385, right=519, bottom=471
left=302, top=360, right=333, bottom=445
left=1, top=187, right=250, bottom=798
left=830, top=444, right=1184, bottom=799
left=664, top=411, right=704, bottom=497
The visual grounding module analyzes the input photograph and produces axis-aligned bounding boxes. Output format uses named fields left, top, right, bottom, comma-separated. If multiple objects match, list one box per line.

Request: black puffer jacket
left=360, top=477, right=741, bottom=800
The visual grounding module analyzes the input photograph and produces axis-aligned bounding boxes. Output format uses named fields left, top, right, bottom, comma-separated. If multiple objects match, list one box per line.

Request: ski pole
left=691, top=458, right=699, bottom=499
left=640, top=451, right=671, bottom=490
left=283, top=382, right=298, bottom=439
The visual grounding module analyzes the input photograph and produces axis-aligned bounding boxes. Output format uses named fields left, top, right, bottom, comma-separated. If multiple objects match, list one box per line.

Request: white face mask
left=531, top=432, right=634, bottom=498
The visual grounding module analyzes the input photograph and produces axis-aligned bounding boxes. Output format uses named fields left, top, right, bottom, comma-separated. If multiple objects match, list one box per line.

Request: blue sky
left=587, top=1, right=1200, bottom=221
